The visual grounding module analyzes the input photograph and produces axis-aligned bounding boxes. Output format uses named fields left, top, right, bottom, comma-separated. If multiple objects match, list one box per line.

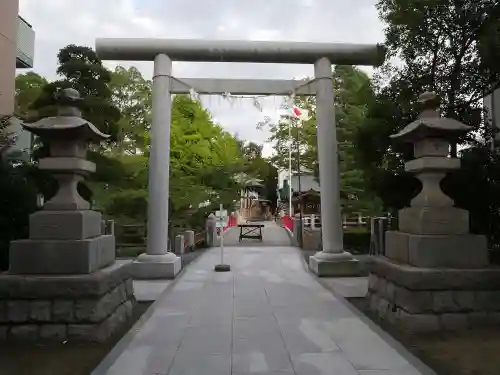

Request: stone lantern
left=366, top=92, right=498, bottom=334
left=22, top=88, right=109, bottom=212
left=10, top=88, right=117, bottom=274
left=385, top=91, right=488, bottom=268
left=0, top=89, right=134, bottom=342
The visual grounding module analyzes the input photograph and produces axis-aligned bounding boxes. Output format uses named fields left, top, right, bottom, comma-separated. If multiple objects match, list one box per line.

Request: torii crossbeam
left=95, top=38, right=386, bottom=278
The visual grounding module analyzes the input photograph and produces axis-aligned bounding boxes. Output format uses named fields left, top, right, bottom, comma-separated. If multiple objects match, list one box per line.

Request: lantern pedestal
left=367, top=257, right=500, bottom=333
left=0, top=262, right=134, bottom=342
left=384, top=231, right=488, bottom=269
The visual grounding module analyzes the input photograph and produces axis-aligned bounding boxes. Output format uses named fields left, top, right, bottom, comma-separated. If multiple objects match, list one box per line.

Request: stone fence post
left=174, top=234, right=185, bottom=254
left=205, top=214, right=216, bottom=247
left=184, top=230, right=195, bottom=251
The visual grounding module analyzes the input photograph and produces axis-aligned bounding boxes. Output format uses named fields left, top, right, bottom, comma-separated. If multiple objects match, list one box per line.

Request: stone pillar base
left=367, top=257, right=500, bottom=333
left=131, top=253, right=181, bottom=279
left=309, top=251, right=360, bottom=277
left=0, top=261, right=135, bottom=342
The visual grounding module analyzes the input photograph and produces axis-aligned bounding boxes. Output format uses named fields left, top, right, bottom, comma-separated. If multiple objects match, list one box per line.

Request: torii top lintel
left=95, top=38, right=386, bottom=66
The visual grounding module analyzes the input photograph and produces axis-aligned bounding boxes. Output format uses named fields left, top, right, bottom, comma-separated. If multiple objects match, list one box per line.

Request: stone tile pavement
left=134, top=280, right=172, bottom=302
left=92, top=245, right=436, bottom=375
left=321, top=277, right=369, bottom=298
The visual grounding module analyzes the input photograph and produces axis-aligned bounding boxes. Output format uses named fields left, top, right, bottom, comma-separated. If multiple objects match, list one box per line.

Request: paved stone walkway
left=93, top=246, right=434, bottom=375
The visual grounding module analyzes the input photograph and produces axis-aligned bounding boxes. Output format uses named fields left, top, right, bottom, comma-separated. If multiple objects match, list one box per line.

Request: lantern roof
left=22, top=88, right=110, bottom=142
left=390, top=91, right=471, bottom=143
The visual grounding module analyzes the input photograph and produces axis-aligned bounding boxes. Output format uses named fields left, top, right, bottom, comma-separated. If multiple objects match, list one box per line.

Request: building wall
left=17, top=16, right=35, bottom=68
left=0, top=0, right=19, bottom=117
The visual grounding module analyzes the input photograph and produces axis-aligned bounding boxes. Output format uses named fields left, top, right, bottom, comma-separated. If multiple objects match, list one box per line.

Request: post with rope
left=214, top=204, right=230, bottom=272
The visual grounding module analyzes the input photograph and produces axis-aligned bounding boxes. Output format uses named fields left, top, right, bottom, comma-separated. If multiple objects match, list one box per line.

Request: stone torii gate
left=95, top=38, right=386, bottom=278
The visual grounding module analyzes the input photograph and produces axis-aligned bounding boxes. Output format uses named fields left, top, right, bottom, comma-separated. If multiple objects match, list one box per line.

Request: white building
left=1, top=10, right=35, bottom=161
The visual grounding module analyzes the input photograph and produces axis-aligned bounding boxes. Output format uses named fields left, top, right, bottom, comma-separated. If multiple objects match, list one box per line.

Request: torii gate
left=95, top=38, right=386, bottom=278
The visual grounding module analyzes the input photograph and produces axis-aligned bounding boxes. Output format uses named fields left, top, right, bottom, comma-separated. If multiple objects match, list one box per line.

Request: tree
left=267, top=96, right=317, bottom=174
left=354, top=0, right=500, bottom=246
left=15, top=60, right=245, bottom=235
left=31, top=45, right=121, bottom=141
left=168, top=95, right=244, bottom=219
left=238, top=141, right=279, bottom=212
left=14, top=72, right=48, bottom=120
left=267, top=66, right=382, bottom=215
left=109, top=66, right=152, bottom=154
left=355, top=0, right=500, bottom=188
left=376, top=0, right=500, bottom=154
left=0, top=116, right=38, bottom=269
left=90, top=72, right=245, bottom=229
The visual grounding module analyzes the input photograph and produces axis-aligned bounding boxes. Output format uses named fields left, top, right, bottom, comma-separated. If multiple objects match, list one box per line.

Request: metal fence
left=368, top=216, right=395, bottom=256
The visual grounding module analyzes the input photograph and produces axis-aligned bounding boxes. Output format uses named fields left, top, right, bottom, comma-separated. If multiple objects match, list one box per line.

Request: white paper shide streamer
left=180, top=76, right=315, bottom=127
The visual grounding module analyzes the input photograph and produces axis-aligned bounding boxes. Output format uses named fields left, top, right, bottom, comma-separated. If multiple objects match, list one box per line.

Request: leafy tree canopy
left=30, top=45, right=121, bottom=141
left=267, top=65, right=382, bottom=215
left=353, top=0, right=500, bottom=246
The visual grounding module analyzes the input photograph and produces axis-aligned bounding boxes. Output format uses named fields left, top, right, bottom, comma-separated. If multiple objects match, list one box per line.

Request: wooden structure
left=292, top=189, right=321, bottom=215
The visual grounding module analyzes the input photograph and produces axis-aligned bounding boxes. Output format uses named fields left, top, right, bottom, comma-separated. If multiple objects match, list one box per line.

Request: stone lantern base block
left=385, top=230, right=488, bottom=268
left=29, top=210, right=103, bottom=240
left=398, top=206, right=469, bottom=235
left=0, top=261, right=135, bottom=342
left=309, top=253, right=361, bottom=277
left=9, top=235, right=116, bottom=275
left=367, top=257, right=500, bottom=333
left=131, top=253, right=182, bottom=280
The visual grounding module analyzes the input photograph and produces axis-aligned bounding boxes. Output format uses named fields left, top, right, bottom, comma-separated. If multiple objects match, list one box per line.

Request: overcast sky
left=19, top=0, right=385, bottom=156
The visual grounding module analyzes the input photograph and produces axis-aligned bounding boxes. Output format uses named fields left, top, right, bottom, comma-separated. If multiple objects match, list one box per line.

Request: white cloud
left=18, top=0, right=385, bottom=158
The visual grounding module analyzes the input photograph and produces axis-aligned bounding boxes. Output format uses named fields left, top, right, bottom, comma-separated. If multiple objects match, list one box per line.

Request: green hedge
left=0, top=163, right=38, bottom=270
left=343, top=229, right=371, bottom=254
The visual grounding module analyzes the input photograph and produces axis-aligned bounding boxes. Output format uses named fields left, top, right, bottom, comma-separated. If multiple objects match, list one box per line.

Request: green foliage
left=109, top=66, right=152, bottom=153
left=0, top=116, right=38, bottom=269
left=31, top=45, right=121, bottom=140
left=15, top=72, right=48, bottom=120
left=0, top=116, right=14, bottom=155
left=343, top=229, right=371, bottom=254
left=354, top=0, right=500, bottom=246
left=443, top=145, right=500, bottom=250
left=15, top=46, right=245, bottom=230
left=91, top=70, right=245, bottom=228
left=268, top=66, right=383, bottom=215
left=238, top=141, right=279, bottom=211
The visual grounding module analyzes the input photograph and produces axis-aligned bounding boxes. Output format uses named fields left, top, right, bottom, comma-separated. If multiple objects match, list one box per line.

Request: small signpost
left=214, top=204, right=231, bottom=272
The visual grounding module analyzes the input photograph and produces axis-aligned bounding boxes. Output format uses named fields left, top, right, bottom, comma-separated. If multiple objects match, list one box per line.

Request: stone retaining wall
left=367, top=257, right=500, bottom=332
left=0, top=262, right=135, bottom=342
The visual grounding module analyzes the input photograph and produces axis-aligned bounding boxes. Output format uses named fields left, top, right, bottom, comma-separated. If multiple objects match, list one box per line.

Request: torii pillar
left=95, top=38, right=386, bottom=278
